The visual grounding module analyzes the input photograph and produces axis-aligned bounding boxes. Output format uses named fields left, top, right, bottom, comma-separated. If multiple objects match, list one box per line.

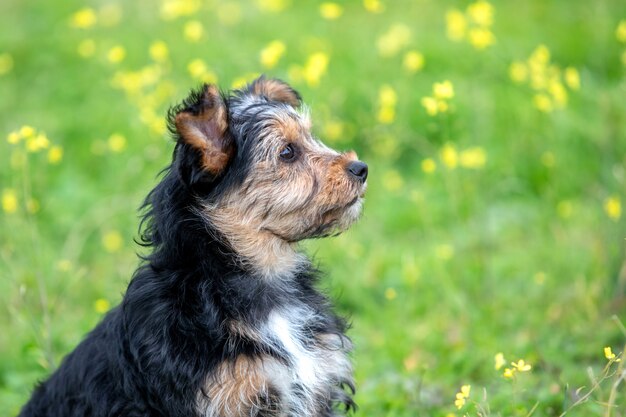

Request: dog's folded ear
left=171, top=84, right=234, bottom=187
left=249, top=76, right=301, bottom=108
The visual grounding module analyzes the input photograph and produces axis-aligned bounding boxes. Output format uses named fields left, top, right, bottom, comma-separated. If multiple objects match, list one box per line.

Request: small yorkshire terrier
left=19, top=77, right=368, bottom=417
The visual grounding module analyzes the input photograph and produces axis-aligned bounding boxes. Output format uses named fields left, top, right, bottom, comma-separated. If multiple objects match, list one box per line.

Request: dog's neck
left=205, top=207, right=308, bottom=280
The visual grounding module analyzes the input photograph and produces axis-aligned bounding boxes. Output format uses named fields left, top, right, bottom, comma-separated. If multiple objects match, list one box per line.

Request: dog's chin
left=304, top=196, right=364, bottom=240
left=264, top=197, right=364, bottom=243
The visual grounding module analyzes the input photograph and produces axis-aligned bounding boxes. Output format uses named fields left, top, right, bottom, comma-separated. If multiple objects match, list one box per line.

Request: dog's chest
left=199, top=307, right=353, bottom=417
left=260, top=309, right=352, bottom=412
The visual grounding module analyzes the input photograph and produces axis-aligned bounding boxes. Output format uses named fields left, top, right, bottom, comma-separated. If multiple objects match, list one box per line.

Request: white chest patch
left=260, top=308, right=353, bottom=415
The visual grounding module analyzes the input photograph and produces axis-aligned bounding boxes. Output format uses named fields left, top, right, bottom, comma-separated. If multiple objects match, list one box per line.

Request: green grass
left=1, top=0, right=626, bottom=415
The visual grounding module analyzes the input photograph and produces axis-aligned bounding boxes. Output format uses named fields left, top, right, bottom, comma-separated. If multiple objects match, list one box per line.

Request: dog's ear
left=249, top=76, right=301, bottom=107
left=172, top=84, right=234, bottom=186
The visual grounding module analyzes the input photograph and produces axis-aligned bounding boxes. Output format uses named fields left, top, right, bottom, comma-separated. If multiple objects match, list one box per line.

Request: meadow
left=1, top=0, right=626, bottom=415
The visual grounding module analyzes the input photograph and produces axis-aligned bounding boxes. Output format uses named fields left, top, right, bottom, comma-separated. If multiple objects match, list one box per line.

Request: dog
left=18, top=77, right=368, bottom=417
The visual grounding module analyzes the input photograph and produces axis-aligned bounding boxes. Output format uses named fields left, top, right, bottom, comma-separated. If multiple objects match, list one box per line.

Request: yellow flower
left=421, top=96, right=438, bottom=116
left=108, top=134, right=127, bottom=153
left=0, top=53, right=14, bottom=75
left=529, top=44, right=551, bottom=66
left=433, top=80, right=454, bottom=100
left=94, top=298, right=111, bottom=314
left=564, top=67, right=580, bottom=90
left=319, top=2, right=343, bottom=20
left=549, top=81, right=567, bottom=107
left=77, top=39, right=96, bottom=58
left=511, top=359, right=532, bottom=372
left=187, top=59, right=218, bottom=83
left=7, top=131, right=21, bottom=144
left=604, top=196, right=621, bottom=221
left=459, top=146, right=487, bottom=169
left=48, top=145, right=63, bottom=164
left=529, top=70, right=547, bottom=91
left=188, top=59, right=208, bottom=79
left=533, top=94, right=553, bottom=113
left=363, top=0, right=384, bottom=13
left=377, top=24, right=411, bottom=57
left=503, top=367, right=515, bottom=378
left=107, top=46, right=126, bottom=64
left=102, top=230, right=123, bottom=253
left=230, top=73, right=259, bottom=90
left=20, top=125, right=36, bottom=138
left=403, top=50, right=424, bottom=73
left=454, top=395, right=466, bottom=409
left=384, top=287, right=397, bottom=301
left=468, top=27, right=495, bottom=50
left=421, top=158, right=436, bottom=174
left=494, top=353, right=506, bottom=370
left=303, top=52, right=329, bottom=87
left=255, top=0, right=290, bottom=13
left=377, top=107, right=395, bottom=124
left=604, top=346, right=621, bottom=361
left=184, top=20, right=204, bottom=42
left=467, top=0, right=494, bottom=27
left=509, top=61, right=528, bottom=83
left=160, top=0, right=201, bottom=20
left=70, top=8, right=97, bottom=29
left=454, top=385, right=471, bottom=409
left=260, top=40, right=286, bottom=69
left=616, top=20, right=626, bottom=43
left=377, top=85, right=397, bottom=124
left=440, top=143, right=458, bottom=169
left=378, top=85, right=397, bottom=108
left=322, top=121, right=344, bottom=142
left=2, top=189, right=18, bottom=214
left=446, top=9, right=466, bottom=41
left=149, top=41, right=169, bottom=62
left=26, top=133, right=50, bottom=152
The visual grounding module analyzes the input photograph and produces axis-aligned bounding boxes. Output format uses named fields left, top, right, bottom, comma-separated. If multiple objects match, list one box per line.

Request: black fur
left=18, top=81, right=356, bottom=417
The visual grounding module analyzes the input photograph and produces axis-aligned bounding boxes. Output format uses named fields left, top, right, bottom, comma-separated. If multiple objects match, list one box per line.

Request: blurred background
left=1, top=0, right=626, bottom=415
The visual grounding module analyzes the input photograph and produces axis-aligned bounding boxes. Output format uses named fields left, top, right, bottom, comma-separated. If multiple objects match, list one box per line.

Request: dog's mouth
left=262, top=195, right=363, bottom=243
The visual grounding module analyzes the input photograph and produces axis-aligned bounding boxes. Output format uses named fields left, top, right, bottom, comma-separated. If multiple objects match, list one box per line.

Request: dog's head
left=168, top=77, right=367, bottom=275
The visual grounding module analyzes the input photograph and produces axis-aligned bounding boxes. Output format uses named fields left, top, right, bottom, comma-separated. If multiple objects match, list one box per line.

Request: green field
left=1, top=0, right=626, bottom=415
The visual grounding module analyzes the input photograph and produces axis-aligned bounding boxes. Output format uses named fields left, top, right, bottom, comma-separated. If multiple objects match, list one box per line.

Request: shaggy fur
left=18, top=77, right=368, bottom=417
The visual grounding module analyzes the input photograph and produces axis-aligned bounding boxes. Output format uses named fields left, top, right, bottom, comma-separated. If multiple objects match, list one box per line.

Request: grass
left=1, top=0, right=626, bottom=415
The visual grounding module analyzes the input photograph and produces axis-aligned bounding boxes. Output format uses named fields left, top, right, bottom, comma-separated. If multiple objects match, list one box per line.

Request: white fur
left=259, top=307, right=353, bottom=415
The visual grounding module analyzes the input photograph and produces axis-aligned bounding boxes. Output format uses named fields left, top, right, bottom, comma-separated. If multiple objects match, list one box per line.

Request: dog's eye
left=279, top=144, right=297, bottom=162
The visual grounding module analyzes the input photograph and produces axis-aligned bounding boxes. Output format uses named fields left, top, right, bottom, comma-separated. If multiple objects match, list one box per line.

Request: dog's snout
left=347, top=161, right=368, bottom=182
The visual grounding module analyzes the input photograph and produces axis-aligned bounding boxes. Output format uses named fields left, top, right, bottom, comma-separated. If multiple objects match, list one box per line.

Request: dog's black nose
left=347, top=161, right=368, bottom=182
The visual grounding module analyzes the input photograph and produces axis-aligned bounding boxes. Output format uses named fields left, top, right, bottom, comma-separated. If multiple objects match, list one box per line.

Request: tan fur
left=203, top=108, right=365, bottom=279
left=272, top=117, right=305, bottom=144
left=199, top=355, right=287, bottom=417
left=251, top=78, right=301, bottom=107
left=174, top=85, right=233, bottom=175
